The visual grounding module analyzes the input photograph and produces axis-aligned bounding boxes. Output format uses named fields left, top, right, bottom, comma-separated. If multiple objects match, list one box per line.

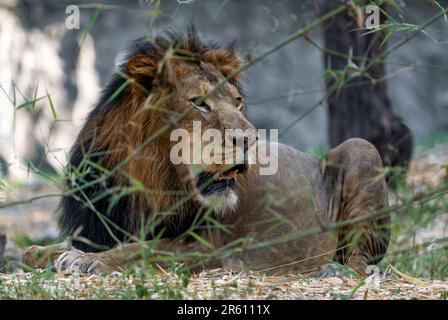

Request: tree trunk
left=0, top=233, right=6, bottom=272
left=321, top=1, right=412, bottom=170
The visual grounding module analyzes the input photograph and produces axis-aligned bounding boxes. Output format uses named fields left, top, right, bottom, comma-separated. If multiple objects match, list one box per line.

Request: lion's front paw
left=55, top=249, right=111, bottom=275
left=22, top=245, right=43, bottom=268
left=309, top=263, right=356, bottom=278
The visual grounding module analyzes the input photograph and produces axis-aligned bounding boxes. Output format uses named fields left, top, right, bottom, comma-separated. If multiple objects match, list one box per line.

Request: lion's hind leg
left=323, top=138, right=390, bottom=276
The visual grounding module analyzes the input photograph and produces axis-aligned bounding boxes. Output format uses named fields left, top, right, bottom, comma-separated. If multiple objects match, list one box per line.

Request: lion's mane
left=59, top=29, right=245, bottom=252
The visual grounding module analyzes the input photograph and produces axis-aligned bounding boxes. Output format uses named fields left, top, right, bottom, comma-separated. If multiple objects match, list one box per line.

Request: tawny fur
left=22, top=30, right=390, bottom=276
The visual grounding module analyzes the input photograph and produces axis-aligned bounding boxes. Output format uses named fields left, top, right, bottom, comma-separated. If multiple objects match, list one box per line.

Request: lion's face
left=159, top=60, right=257, bottom=212
left=123, top=36, right=257, bottom=213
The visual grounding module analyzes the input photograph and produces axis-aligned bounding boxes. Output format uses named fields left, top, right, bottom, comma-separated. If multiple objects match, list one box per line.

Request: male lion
left=23, top=30, right=390, bottom=276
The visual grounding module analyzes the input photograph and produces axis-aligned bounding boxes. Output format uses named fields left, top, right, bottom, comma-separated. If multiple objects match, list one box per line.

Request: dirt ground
left=1, top=268, right=447, bottom=300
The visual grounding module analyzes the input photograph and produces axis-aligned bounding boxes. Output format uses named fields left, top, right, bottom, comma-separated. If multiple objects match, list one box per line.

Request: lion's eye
left=235, top=97, right=244, bottom=110
left=191, top=96, right=211, bottom=113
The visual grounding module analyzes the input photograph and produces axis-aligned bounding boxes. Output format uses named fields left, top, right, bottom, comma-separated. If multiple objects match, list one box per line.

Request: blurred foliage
left=12, top=234, right=59, bottom=249
left=419, top=131, right=448, bottom=149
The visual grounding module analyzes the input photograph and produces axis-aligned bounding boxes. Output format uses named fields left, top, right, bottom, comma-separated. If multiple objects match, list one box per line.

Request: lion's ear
left=127, top=53, right=180, bottom=89
left=126, top=54, right=158, bottom=85
left=203, top=48, right=244, bottom=82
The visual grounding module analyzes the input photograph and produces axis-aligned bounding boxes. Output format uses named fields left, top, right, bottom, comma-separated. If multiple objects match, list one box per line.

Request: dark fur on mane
left=58, top=28, right=243, bottom=252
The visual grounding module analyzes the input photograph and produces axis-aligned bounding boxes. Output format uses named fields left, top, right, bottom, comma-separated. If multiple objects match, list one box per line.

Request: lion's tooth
left=219, top=169, right=238, bottom=181
left=227, top=170, right=238, bottom=179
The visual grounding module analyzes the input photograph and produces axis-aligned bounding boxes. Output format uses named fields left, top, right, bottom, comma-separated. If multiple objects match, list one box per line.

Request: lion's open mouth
left=197, top=163, right=248, bottom=196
